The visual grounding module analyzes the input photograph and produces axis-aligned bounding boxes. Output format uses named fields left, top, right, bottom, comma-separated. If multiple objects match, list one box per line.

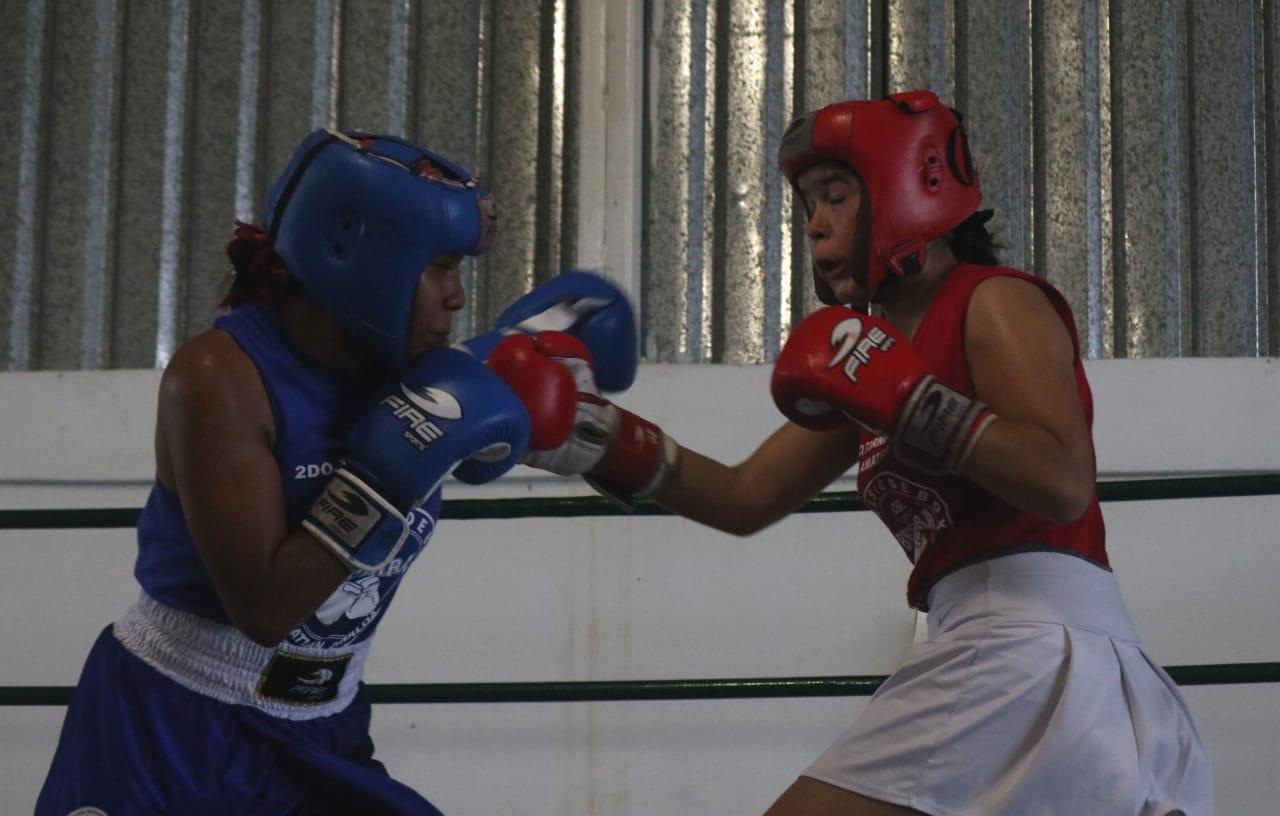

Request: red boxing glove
left=771, top=306, right=996, bottom=473
left=488, top=330, right=679, bottom=506
left=486, top=332, right=581, bottom=450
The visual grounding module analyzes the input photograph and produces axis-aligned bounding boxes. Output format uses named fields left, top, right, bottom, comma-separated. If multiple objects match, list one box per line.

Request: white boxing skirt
left=803, top=552, right=1213, bottom=815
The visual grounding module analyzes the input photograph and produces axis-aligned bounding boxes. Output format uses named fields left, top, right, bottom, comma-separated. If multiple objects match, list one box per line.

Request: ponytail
left=220, top=220, right=295, bottom=308
left=946, top=209, right=1001, bottom=266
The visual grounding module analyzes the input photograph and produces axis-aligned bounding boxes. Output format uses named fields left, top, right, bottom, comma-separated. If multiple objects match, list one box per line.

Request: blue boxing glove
left=303, top=347, right=531, bottom=572
left=459, top=270, right=638, bottom=392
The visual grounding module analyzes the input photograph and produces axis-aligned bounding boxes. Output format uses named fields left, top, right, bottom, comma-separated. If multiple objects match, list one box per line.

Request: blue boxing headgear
left=264, top=129, right=497, bottom=365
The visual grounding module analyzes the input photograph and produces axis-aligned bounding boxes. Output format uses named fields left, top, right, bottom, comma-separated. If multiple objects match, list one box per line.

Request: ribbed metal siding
left=0, top=0, right=574, bottom=370
left=643, top=0, right=1278, bottom=361
left=1, top=1, right=1277, bottom=370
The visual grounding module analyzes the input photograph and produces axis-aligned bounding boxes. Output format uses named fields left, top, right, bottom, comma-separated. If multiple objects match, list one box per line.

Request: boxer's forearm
left=655, top=422, right=861, bottom=536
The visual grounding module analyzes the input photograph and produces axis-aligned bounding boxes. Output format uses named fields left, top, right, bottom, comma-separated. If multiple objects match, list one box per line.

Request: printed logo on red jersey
left=861, top=471, right=953, bottom=564
left=859, top=435, right=889, bottom=470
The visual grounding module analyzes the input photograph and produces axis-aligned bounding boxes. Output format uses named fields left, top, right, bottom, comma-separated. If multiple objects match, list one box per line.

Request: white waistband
left=113, top=592, right=371, bottom=720
left=925, top=551, right=1141, bottom=643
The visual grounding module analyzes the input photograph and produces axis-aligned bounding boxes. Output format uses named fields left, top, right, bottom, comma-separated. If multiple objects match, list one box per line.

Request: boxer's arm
left=653, top=422, right=863, bottom=536
left=959, top=276, right=1096, bottom=522
left=157, top=331, right=349, bottom=646
left=492, top=330, right=863, bottom=534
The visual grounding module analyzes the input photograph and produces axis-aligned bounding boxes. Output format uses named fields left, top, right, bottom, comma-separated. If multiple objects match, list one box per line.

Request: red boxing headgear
left=778, top=90, right=981, bottom=303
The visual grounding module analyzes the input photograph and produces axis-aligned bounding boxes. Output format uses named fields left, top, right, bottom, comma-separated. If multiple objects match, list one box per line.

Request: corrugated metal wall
left=2, top=1, right=1277, bottom=371
left=644, top=0, right=1279, bottom=361
left=0, top=0, right=576, bottom=370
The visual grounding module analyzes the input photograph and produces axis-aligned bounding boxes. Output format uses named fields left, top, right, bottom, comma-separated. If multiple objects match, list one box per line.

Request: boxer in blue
left=35, top=129, right=635, bottom=815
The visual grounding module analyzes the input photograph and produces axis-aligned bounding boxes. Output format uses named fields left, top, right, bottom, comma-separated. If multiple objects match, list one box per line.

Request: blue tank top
left=134, top=303, right=441, bottom=649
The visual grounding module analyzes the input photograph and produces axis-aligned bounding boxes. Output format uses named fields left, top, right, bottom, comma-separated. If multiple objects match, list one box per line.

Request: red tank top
left=856, top=264, right=1109, bottom=609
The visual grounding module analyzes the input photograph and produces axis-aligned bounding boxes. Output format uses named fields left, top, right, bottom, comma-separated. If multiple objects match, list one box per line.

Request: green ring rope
left=2, top=474, right=1276, bottom=707
left=2, top=473, right=1278, bottom=529
left=2, top=663, right=1277, bottom=707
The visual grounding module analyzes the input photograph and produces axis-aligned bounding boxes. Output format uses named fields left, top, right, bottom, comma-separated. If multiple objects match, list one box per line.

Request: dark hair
left=220, top=220, right=296, bottom=308
left=945, top=209, right=1000, bottom=266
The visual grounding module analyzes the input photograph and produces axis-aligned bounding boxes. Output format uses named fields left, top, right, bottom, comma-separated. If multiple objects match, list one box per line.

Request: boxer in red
left=497, top=91, right=1213, bottom=816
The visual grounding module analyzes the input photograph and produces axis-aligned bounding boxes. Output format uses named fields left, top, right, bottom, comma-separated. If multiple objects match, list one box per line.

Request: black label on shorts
left=258, top=651, right=351, bottom=705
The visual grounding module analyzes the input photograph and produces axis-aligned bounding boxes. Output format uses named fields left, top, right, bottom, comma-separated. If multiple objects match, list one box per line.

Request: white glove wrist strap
left=892, top=376, right=996, bottom=474
left=302, top=468, right=411, bottom=573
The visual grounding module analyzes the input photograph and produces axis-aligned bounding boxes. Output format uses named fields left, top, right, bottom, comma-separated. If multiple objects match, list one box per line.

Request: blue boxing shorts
left=36, top=625, right=443, bottom=816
